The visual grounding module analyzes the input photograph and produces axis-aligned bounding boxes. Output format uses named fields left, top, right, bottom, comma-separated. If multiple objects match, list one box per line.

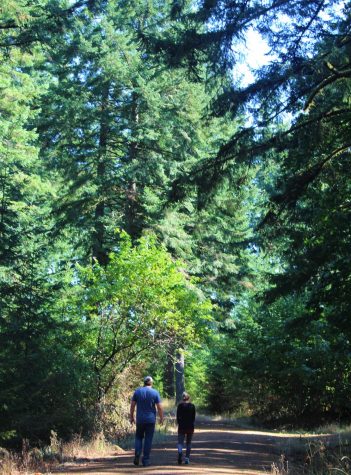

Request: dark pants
left=135, top=422, right=155, bottom=465
left=177, top=432, right=193, bottom=458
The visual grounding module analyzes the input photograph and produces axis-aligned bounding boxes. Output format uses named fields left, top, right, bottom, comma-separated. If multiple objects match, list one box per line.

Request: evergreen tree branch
left=259, top=143, right=351, bottom=229
left=304, top=68, right=351, bottom=111
left=289, top=0, right=325, bottom=55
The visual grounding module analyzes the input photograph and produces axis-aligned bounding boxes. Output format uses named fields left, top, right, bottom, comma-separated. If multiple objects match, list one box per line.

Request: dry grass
left=50, top=431, right=124, bottom=460
left=0, top=441, right=49, bottom=475
left=0, top=431, right=122, bottom=475
left=271, top=454, right=289, bottom=474
left=0, top=448, right=19, bottom=475
left=271, top=430, right=351, bottom=474
left=0, top=411, right=177, bottom=474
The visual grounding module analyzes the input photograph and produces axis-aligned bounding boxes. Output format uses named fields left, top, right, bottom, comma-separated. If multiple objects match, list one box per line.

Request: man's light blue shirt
left=132, top=386, right=161, bottom=424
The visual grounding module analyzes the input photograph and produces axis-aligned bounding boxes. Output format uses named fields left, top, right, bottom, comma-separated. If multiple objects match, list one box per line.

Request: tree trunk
left=164, top=352, right=175, bottom=399
left=175, top=350, right=185, bottom=404
left=92, top=82, right=109, bottom=266
left=124, top=91, right=142, bottom=241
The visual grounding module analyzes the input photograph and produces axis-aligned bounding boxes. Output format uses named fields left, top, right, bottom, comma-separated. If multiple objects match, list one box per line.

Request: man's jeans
left=135, top=422, right=155, bottom=465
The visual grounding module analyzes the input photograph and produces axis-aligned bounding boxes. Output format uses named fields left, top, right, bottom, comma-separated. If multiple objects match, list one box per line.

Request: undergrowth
left=272, top=432, right=351, bottom=474
left=0, top=430, right=121, bottom=475
left=0, top=417, right=175, bottom=474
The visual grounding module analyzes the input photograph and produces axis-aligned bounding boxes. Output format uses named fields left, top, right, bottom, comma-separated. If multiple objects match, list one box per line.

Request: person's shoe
left=178, top=453, right=183, bottom=465
left=185, top=457, right=190, bottom=465
left=142, top=460, right=151, bottom=467
left=133, top=454, right=140, bottom=466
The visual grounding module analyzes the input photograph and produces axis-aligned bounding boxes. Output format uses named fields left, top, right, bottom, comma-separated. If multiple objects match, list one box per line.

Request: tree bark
left=175, top=350, right=185, bottom=404
left=92, top=81, right=109, bottom=266
left=124, top=91, right=142, bottom=241
left=164, top=352, right=175, bottom=399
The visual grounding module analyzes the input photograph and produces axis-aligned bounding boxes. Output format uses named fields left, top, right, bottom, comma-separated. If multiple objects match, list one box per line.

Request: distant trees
left=1, top=0, right=351, bottom=444
left=0, top=0, right=219, bottom=443
left=152, top=0, right=351, bottom=422
left=33, top=0, right=246, bottom=412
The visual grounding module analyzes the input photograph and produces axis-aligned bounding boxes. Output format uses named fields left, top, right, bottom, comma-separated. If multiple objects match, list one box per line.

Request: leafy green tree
left=71, top=232, right=212, bottom=401
left=32, top=0, right=246, bottom=406
left=210, top=293, right=351, bottom=422
left=4, top=0, right=351, bottom=439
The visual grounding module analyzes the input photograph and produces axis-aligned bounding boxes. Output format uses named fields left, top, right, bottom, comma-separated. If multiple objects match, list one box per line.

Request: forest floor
left=52, top=419, right=309, bottom=475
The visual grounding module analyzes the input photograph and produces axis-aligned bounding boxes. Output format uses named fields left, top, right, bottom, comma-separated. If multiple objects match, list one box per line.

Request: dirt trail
left=53, top=420, right=292, bottom=475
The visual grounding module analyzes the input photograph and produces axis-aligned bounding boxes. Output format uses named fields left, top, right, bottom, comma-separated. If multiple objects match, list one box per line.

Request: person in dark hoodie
left=176, top=391, right=196, bottom=465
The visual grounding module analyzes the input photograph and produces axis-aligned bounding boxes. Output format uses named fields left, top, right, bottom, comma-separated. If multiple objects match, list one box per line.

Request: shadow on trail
left=55, top=424, right=279, bottom=474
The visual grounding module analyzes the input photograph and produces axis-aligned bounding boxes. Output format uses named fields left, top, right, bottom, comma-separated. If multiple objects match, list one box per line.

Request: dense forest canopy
left=0, top=0, right=350, bottom=444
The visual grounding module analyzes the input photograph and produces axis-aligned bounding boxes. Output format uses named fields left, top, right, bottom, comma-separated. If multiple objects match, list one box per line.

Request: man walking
left=130, top=376, right=164, bottom=467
